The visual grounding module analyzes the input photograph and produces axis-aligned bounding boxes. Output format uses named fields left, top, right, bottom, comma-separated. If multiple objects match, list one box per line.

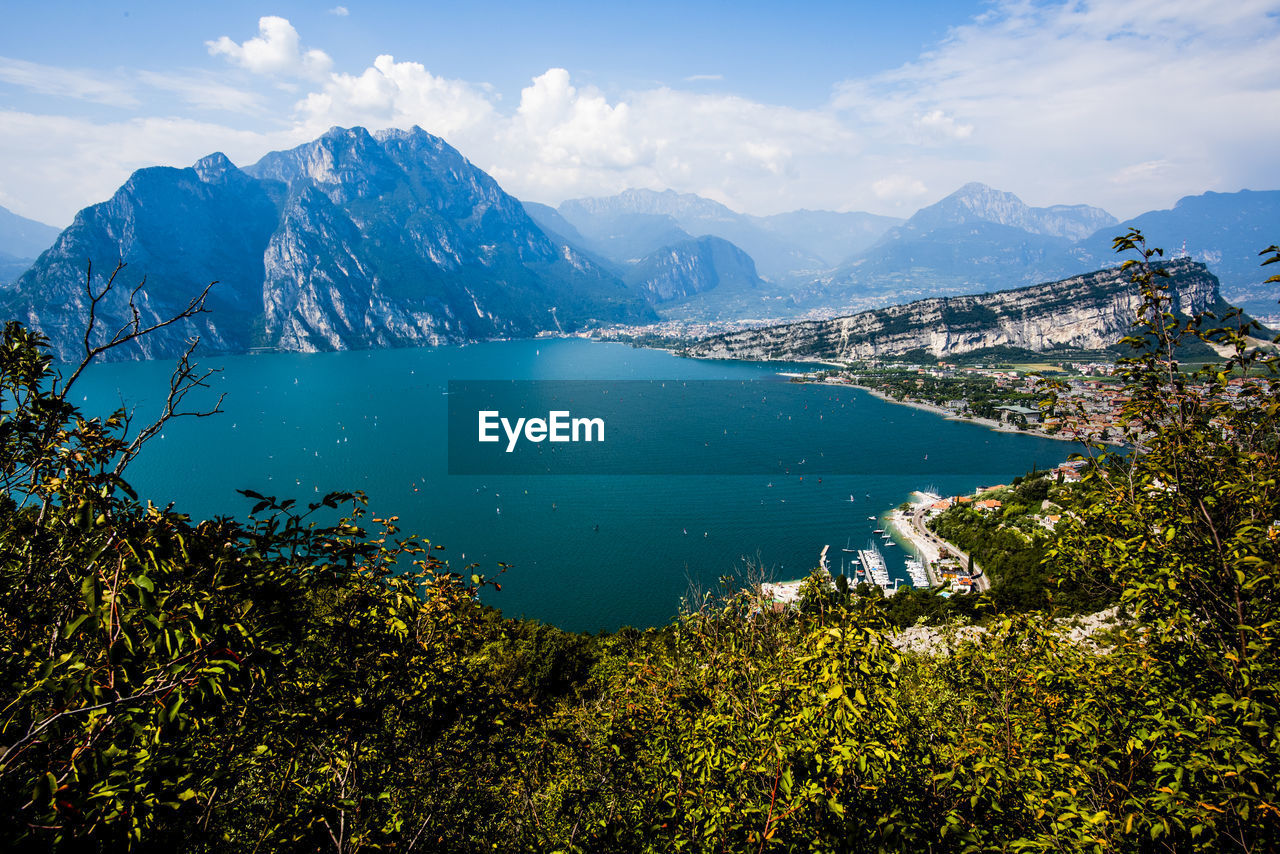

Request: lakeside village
left=753, top=357, right=1112, bottom=609
left=755, top=459, right=1087, bottom=612
left=789, top=357, right=1273, bottom=443
left=754, top=357, right=1274, bottom=611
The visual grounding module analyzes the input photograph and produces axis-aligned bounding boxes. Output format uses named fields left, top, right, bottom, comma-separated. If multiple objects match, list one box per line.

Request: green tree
left=0, top=274, right=508, bottom=850
left=1040, top=232, right=1280, bottom=849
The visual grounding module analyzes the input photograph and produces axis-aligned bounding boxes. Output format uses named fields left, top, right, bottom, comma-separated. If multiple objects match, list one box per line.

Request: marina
left=905, top=557, right=929, bottom=588
left=857, top=544, right=900, bottom=596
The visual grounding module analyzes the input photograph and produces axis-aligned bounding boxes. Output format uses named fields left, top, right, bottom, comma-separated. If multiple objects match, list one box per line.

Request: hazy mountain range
left=0, top=205, right=62, bottom=287
left=530, top=182, right=1278, bottom=320
left=1, top=124, right=1275, bottom=360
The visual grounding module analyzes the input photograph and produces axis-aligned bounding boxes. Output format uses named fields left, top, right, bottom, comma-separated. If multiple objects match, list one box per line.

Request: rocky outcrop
left=1066, top=189, right=1280, bottom=316
left=686, top=259, right=1226, bottom=361
left=2, top=126, right=651, bottom=361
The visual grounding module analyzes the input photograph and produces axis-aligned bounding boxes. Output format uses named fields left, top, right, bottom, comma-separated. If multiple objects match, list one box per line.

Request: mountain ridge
left=2, top=126, right=652, bottom=361
left=685, top=258, right=1228, bottom=362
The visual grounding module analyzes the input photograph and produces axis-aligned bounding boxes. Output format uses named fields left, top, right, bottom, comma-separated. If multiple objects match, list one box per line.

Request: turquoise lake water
left=72, top=339, right=1072, bottom=632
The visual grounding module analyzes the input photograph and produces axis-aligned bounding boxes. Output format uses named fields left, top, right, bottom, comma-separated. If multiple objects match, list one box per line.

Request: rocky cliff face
left=1, top=152, right=282, bottom=360
left=2, top=126, right=650, bottom=361
left=686, top=259, right=1225, bottom=361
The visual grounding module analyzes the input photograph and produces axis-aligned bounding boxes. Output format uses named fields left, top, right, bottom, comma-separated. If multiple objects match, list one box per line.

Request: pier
left=857, top=545, right=899, bottom=595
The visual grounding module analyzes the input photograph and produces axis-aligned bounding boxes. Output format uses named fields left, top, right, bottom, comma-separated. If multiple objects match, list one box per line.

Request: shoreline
left=814, top=379, right=1121, bottom=447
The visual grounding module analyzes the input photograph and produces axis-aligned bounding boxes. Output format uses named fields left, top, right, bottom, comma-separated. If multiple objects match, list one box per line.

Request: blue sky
left=2, top=0, right=1278, bottom=226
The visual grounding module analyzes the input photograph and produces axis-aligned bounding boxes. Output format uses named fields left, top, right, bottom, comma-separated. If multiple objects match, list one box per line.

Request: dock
left=857, top=545, right=899, bottom=595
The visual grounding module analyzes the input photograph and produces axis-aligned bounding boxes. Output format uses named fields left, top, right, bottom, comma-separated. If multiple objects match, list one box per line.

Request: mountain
left=547, top=209, right=694, bottom=264
left=751, top=209, right=903, bottom=267
left=0, top=205, right=63, bottom=285
left=1065, top=189, right=1280, bottom=317
left=3, top=153, right=283, bottom=359
left=521, top=201, right=594, bottom=250
left=0, top=252, right=34, bottom=286
left=686, top=258, right=1225, bottom=362
left=623, top=236, right=762, bottom=303
left=558, top=189, right=888, bottom=279
left=2, top=126, right=651, bottom=360
left=821, top=183, right=1116, bottom=304
left=0, top=204, right=61, bottom=259
left=529, top=194, right=775, bottom=314
left=902, top=183, right=1116, bottom=240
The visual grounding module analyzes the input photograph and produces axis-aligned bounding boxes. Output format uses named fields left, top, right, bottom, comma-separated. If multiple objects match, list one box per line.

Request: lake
left=73, top=338, right=1071, bottom=632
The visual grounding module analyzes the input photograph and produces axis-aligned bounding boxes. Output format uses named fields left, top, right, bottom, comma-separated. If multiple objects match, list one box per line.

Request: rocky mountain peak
left=192, top=152, right=239, bottom=184
left=5, top=125, right=652, bottom=360
left=901, top=183, right=1115, bottom=241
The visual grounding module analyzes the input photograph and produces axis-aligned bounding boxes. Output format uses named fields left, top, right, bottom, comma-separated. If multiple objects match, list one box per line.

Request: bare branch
left=57, top=259, right=218, bottom=398
left=113, top=336, right=225, bottom=477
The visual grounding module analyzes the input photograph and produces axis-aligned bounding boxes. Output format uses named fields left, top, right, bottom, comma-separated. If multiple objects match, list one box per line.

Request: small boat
left=848, top=495, right=856, bottom=502
left=873, top=528, right=885, bottom=534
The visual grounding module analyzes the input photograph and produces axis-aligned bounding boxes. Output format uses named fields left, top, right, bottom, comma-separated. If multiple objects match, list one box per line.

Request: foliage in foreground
left=2, top=236, right=1279, bottom=852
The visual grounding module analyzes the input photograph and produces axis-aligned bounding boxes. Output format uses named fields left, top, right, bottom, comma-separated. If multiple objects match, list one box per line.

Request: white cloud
left=3, top=4, right=1279, bottom=226
left=295, top=54, right=497, bottom=141
left=137, top=71, right=265, bottom=114
left=283, top=57, right=859, bottom=214
left=915, top=109, right=972, bottom=141
left=508, top=68, right=646, bottom=169
left=684, top=74, right=723, bottom=82
left=872, top=175, right=929, bottom=202
left=830, top=0, right=1280, bottom=215
left=328, top=6, right=350, bottom=16
left=207, top=16, right=333, bottom=79
left=0, top=57, right=138, bottom=107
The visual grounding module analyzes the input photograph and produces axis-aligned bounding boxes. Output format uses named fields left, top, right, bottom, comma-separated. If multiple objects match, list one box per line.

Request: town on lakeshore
left=757, top=458, right=1087, bottom=611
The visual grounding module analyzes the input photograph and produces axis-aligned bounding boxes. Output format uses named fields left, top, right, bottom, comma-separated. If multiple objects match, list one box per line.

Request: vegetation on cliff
left=2, top=234, right=1279, bottom=851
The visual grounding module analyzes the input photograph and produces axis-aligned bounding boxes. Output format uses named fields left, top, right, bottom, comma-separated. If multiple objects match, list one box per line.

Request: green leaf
left=81, top=571, right=98, bottom=609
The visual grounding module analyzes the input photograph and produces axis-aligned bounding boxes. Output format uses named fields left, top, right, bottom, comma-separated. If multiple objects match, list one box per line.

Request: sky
left=1, top=0, right=1278, bottom=227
